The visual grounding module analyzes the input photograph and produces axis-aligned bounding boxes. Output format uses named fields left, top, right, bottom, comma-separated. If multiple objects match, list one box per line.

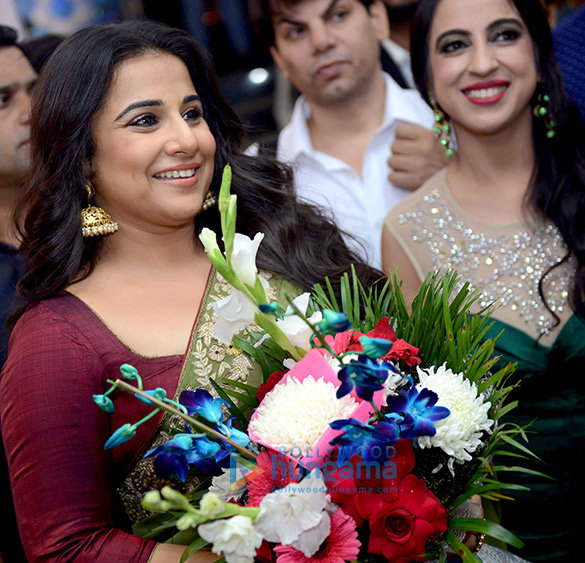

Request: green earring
left=431, top=102, right=455, bottom=158
left=533, top=87, right=556, bottom=139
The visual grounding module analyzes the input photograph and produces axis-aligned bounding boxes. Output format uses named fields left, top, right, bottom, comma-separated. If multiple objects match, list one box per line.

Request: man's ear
left=269, top=45, right=290, bottom=80
left=369, top=0, right=390, bottom=42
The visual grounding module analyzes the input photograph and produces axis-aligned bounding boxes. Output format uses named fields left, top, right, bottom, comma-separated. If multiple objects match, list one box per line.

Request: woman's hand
left=151, top=543, right=221, bottom=562
left=463, top=495, right=485, bottom=552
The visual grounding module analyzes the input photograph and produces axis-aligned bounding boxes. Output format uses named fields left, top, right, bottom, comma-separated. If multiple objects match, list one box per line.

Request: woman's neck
left=447, top=117, right=536, bottom=223
left=96, top=223, right=207, bottom=275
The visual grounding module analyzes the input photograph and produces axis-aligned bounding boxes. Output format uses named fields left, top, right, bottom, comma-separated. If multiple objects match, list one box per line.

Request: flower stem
left=110, top=379, right=258, bottom=461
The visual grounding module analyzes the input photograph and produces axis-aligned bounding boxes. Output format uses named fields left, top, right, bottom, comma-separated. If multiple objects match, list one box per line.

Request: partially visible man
left=0, top=25, right=37, bottom=563
left=0, top=26, right=35, bottom=350
left=381, top=0, right=420, bottom=88
left=249, top=0, right=443, bottom=268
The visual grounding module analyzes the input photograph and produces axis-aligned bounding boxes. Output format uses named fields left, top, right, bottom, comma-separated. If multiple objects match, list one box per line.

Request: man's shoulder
left=276, top=95, right=311, bottom=163
left=382, top=73, right=432, bottom=127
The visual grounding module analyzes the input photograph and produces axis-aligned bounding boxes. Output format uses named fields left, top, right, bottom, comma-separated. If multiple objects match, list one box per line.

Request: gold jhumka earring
left=201, top=189, right=217, bottom=212
left=80, top=181, right=119, bottom=237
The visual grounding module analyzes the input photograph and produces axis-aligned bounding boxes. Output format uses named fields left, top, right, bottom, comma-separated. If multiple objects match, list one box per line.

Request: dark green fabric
left=484, top=315, right=585, bottom=562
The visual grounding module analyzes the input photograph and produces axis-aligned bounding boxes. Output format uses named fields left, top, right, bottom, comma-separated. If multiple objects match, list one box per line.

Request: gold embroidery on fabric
left=117, top=269, right=275, bottom=522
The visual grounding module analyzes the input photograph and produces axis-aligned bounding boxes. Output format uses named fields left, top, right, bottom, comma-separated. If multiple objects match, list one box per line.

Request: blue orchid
left=329, top=418, right=399, bottom=466
left=259, top=302, right=278, bottom=314
left=179, top=389, right=230, bottom=424
left=385, top=386, right=450, bottom=439
left=104, top=423, right=137, bottom=450
left=358, top=336, right=393, bottom=359
left=93, top=394, right=115, bottom=413
left=145, top=431, right=225, bottom=481
left=145, top=434, right=196, bottom=481
left=135, top=387, right=167, bottom=406
left=220, top=417, right=251, bottom=449
left=317, top=309, right=352, bottom=336
left=337, top=355, right=390, bottom=401
left=120, top=364, right=140, bottom=380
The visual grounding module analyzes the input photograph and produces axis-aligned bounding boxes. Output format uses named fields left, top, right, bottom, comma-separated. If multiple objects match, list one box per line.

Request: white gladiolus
left=213, top=289, right=258, bottom=345
left=230, top=232, right=264, bottom=287
left=276, top=293, right=323, bottom=350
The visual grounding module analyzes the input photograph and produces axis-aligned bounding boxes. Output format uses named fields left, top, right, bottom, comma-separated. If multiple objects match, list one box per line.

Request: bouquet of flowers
left=96, top=166, right=539, bottom=563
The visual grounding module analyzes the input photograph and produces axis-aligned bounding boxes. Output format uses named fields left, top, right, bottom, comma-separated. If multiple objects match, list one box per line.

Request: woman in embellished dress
left=382, top=0, right=585, bottom=560
left=0, top=21, right=379, bottom=562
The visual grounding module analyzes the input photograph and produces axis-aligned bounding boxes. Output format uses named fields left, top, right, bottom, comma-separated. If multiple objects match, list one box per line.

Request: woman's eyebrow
left=115, top=99, right=161, bottom=121
left=435, top=29, right=469, bottom=48
left=486, top=17, right=523, bottom=33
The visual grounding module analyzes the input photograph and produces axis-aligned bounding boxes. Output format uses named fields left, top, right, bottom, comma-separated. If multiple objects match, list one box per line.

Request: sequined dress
left=385, top=169, right=584, bottom=562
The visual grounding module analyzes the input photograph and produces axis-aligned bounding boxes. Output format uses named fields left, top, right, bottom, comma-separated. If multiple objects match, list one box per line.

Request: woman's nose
left=468, top=43, right=498, bottom=76
left=166, top=117, right=199, bottom=156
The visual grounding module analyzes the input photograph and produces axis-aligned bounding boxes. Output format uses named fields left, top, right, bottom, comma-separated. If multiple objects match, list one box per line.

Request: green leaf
left=443, top=530, right=480, bottom=563
left=179, top=538, right=210, bottom=563
left=448, top=518, right=524, bottom=548
left=207, top=378, right=248, bottom=428
left=453, top=482, right=530, bottom=508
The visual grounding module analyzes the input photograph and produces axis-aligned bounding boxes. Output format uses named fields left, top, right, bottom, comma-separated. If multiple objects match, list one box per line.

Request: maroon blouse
left=0, top=292, right=185, bottom=562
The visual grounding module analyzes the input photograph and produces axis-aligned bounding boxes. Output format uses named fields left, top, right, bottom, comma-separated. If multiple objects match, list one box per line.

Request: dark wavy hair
left=248, top=0, right=376, bottom=46
left=12, top=20, right=380, bottom=326
left=410, top=0, right=585, bottom=318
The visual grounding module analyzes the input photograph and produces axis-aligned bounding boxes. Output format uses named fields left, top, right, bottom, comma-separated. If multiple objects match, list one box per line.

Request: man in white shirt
left=382, top=0, right=419, bottom=88
left=249, top=0, right=445, bottom=268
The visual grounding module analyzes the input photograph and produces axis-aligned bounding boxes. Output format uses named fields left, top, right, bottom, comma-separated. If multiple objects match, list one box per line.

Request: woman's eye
left=439, top=39, right=467, bottom=54
left=0, top=92, right=11, bottom=107
left=128, top=114, right=158, bottom=127
left=493, top=28, right=522, bottom=42
left=183, top=106, right=203, bottom=122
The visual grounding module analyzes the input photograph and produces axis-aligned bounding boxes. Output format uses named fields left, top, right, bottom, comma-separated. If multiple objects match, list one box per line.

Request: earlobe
left=269, top=45, right=289, bottom=79
left=369, top=0, right=390, bottom=42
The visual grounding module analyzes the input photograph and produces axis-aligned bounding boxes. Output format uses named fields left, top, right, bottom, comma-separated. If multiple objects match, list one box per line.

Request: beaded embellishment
left=398, top=188, right=574, bottom=337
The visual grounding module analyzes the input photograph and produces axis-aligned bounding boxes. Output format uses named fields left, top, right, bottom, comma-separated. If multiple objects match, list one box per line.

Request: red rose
left=355, top=474, right=448, bottom=563
left=256, top=370, right=288, bottom=403
left=324, top=440, right=416, bottom=528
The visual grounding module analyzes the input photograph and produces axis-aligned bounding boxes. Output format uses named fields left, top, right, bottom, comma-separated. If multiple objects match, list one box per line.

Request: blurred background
left=0, top=0, right=280, bottom=146
left=1, top=0, right=584, bottom=148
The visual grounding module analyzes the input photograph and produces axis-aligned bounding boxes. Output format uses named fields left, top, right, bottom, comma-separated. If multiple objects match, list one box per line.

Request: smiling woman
left=381, top=0, right=585, bottom=560
left=0, top=21, right=380, bottom=563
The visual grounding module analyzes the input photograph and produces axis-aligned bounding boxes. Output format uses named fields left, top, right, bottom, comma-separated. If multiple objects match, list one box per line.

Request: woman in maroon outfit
left=0, top=21, right=378, bottom=562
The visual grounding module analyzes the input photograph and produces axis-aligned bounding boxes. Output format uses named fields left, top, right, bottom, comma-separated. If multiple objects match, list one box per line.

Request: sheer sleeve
left=0, top=302, right=157, bottom=563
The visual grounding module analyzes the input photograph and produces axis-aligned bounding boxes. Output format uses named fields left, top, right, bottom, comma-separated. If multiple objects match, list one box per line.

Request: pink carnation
left=274, top=509, right=360, bottom=563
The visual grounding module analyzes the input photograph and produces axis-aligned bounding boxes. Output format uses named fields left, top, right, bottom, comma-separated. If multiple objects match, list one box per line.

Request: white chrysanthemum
left=249, top=375, right=357, bottom=453
left=416, top=364, right=493, bottom=468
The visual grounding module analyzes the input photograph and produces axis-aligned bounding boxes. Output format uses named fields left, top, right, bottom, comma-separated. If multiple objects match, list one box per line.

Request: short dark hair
left=0, top=25, right=18, bottom=48
left=248, top=0, right=376, bottom=46
left=18, top=34, right=63, bottom=73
